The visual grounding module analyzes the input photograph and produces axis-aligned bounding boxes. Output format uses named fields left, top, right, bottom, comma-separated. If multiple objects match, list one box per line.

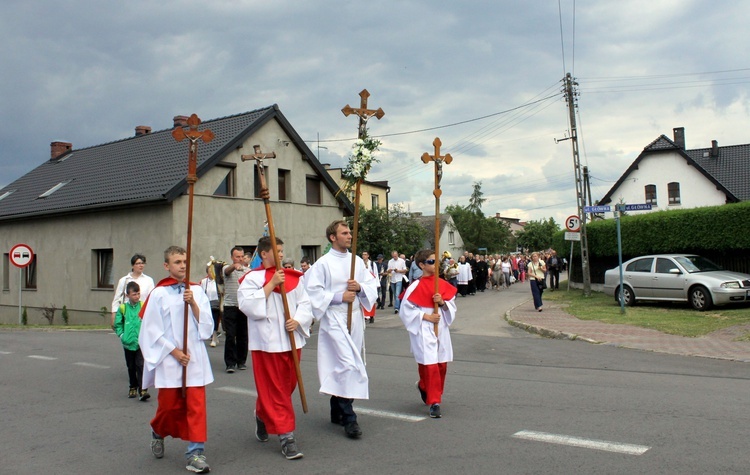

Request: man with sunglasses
left=398, top=249, right=457, bottom=419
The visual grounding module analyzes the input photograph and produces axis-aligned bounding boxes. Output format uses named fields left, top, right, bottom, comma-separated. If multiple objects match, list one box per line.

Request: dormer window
left=38, top=180, right=72, bottom=199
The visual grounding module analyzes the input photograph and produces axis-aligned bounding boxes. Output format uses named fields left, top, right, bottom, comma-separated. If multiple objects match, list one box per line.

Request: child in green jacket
left=114, top=281, right=149, bottom=401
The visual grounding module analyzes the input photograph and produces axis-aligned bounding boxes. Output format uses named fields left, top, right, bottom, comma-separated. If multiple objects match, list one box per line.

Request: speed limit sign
left=565, top=215, right=581, bottom=232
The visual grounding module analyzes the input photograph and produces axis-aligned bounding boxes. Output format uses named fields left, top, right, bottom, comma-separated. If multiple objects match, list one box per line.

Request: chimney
left=135, top=125, right=152, bottom=136
left=50, top=141, right=72, bottom=160
left=495, top=212, right=501, bottom=219
left=322, top=163, right=331, bottom=170
left=173, top=115, right=189, bottom=128
left=673, top=127, right=685, bottom=149
left=711, top=140, right=719, bottom=158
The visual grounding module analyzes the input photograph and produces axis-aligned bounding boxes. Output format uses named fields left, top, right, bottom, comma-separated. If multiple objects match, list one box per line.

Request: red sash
left=406, top=275, right=457, bottom=308
left=138, top=277, right=197, bottom=318
left=239, top=266, right=302, bottom=293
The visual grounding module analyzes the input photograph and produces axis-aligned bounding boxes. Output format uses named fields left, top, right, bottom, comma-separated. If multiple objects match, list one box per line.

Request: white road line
left=216, top=386, right=258, bottom=398
left=28, top=355, right=58, bottom=361
left=512, top=430, right=650, bottom=455
left=215, top=387, right=425, bottom=422
left=74, top=362, right=110, bottom=369
left=0, top=351, right=12, bottom=355
left=356, top=408, right=426, bottom=422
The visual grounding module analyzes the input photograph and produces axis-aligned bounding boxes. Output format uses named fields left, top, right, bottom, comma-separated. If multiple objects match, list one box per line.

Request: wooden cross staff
left=341, top=89, right=384, bottom=333
left=241, top=145, right=308, bottom=413
left=172, top=113, right=214, bottom=397
left=421, top=137, right=452, bottom=338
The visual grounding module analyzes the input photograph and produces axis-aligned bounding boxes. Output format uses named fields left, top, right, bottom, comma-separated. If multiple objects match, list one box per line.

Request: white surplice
left=399, top=280, right=457, bottom=364
left=305, top=248, right=378, bottom=399
left=457, top=262, right=473, bottom=285
left=139, top=284, right=214, bottom=389
left=237, top=269, right=313, bottom=352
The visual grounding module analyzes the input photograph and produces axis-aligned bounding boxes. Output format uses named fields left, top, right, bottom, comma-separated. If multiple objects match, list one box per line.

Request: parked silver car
left=603, top=254, right=750, bottom=311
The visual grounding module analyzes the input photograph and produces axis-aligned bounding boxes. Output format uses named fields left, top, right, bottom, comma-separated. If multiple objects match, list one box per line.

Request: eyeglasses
left=424, top=259, right=436, bottom=265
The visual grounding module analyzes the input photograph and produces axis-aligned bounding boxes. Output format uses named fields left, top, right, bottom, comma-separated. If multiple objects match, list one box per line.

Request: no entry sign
left=10, top=244, right=34, bottom=268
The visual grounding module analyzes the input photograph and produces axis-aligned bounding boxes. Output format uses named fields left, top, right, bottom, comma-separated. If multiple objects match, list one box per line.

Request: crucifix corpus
left=421, top=137, right=453, bottom=337
left=241, top=145, right=308, bottom=413
left=172, top=113, right=214, bottom=396
left=341, top=89, right=384, bottom=333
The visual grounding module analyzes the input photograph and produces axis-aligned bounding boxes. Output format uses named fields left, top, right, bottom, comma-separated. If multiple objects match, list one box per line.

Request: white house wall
left=608, top=151, right=727, bottom=212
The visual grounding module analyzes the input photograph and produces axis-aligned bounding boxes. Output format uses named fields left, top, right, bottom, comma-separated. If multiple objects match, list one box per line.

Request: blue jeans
left=530, top=280, right=544, bottom=309
left=390, top=280, right=403, bottom=310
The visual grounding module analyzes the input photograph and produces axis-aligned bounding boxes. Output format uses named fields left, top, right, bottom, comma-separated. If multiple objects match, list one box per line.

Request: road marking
left=74, top=362, right=110, bottom=369
left=216, top=386, right=258, bottom=398
left=215, top=387, right=425, bottom=422
left=356, top=408, right=426, bottom=422
left=0, top=351, right=12, bottom=355
left=512, top=430, right=650, bottom=455
left=28, top=355, right=58, bottom=361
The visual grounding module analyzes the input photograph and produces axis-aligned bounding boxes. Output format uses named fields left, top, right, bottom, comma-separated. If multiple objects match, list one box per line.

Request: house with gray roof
left=598, top=127, right=749, bottom=213
left=412, top=213, right=465, bottom=258
left=0, top=105, right=351, bottom=324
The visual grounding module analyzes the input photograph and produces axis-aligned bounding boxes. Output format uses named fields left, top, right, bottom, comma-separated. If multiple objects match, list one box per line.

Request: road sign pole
left=615, top=207, right=625, bottom=314
left=568, top=241, right=574, bottom=292
left=18, top=268, right=22, bottom=324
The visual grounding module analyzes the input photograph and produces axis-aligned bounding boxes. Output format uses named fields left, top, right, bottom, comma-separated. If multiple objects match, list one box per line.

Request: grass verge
left=543, top=282, right=750, bottom=337
left=0, top=324, right=111, bottom=331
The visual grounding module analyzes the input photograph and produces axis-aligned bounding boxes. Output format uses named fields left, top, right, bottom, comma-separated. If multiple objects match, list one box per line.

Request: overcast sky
left=2, top=1, right=749, bottom=224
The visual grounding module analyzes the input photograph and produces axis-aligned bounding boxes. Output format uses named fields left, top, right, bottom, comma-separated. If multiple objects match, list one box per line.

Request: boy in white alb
left=238, top=236, right=312, bottom=460
left=398, top=249, right=457, bottom=419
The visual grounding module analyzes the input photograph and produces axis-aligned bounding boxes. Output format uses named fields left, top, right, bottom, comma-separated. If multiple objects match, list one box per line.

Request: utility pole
left=563, top=73, right=592, bottom=296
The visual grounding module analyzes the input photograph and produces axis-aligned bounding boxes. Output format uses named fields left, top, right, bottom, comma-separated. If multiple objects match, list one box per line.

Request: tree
left=446, top=182, right=513, bottom=253
left=516, top=218, right=560, bottom=251
left=349, top=203, right=427, bottom=258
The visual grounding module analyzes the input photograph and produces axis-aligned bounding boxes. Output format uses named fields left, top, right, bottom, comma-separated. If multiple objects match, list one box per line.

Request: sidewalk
left=506, top=299, right=750, bottom=363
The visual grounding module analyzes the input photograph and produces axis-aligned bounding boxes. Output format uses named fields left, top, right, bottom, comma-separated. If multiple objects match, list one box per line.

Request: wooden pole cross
left=241, top=145, right=308, bottom=413
left=421, top=137, right=453, bottom=338
left=341, top=89, right=384, bottom=333
left=172, top=113, right=214, bottom=397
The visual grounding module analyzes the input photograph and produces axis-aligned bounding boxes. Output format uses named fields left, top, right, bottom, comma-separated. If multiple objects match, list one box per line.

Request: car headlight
left=720, top=282, right=741, bottom=289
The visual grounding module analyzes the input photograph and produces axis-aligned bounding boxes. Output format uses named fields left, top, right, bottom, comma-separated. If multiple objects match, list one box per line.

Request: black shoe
left=281, top=437, right=303, bottom=460
left=429, top=404, right=441, bottom=418
left=416, top=381, right=427, bottom=405
left=388, top=303, right=393, bottom=307
left=139, top=389, right=151, bottom=401
left=255, top=413, right=268, bottom=442
left=238, top=364, right=248, bottom=371
left=226, top=365, right=236, bottom=373
left=344, top=421, right=362, bottom=438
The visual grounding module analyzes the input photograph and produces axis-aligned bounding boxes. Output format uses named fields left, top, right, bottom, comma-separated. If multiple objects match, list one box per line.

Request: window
left=95, top=249, right=114, bottom=289
left=2, top=253, right=8, bottom=291
left=449, top=231, right=455, bottom=245
left=645, top=184, right=657, bottom=206
left=371, top=194, right=379, bottom=208
left=24, top=256, right=37, bottom=289
left=213, top=167, right=236, bottom=197
left=625, top=258, right=653, bottom=273
left=306, top=176, right=321, bottom=204
left=38, top=180, right=71, bottom=199
left=655, top=258, right=679, bottom=274
left=254, top=166, right=270, bottom=198
left=278, top=169, right=290, bottom=201
left=301, top=246, right=319, bottom=263
left=0, top=190, right=15, bottom=202
left=668, top=182, right=680, bottom=205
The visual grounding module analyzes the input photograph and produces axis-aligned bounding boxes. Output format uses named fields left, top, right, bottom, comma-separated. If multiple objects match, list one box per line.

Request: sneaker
left=344, top=421, right=362, bottom=438
left=186, top=452, right=210, bottom=473
left=255, top=413, right=268, bottom=442
left=281, top=437, right=304, bottom=460
left=209, top=336, right=217, bottom=348
left=226, top=365, right=236, bottom=374
left=429, top=404, right=442, bottom=418
left=128, top=388, right=137, bottom=398
left=416, top=381, right=427, bottom=405
left=151, top=436, right=165, bottom=459
left=139, top=389, right=151, bottom=401
left=238, top=364, right=248, bottom=371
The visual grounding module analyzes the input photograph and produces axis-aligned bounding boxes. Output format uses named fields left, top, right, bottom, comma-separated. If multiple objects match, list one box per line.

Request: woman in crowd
left=527, top=252, right=546, bottom=312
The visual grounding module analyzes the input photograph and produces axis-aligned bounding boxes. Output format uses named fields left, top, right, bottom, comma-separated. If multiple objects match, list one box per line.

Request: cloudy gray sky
left=2, top=1, right=749, bottom=224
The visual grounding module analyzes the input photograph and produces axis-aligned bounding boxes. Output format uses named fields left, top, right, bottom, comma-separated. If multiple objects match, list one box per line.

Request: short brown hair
left=415, top=249, right=435, bottom=266
left=164, top=245, right=187, bottom=262
left=257, top=236, right=283, bottom=254
left=326, top=220, right=348, bottom=243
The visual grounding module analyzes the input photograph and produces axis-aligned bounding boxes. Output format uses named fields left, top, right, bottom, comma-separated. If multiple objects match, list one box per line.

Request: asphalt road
left=3, top=282, right=749, bottom=474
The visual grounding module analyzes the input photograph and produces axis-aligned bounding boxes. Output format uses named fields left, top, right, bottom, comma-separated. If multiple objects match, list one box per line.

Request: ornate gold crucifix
left=421, top=137, right=453, bottom=337
left=240, top=145, right=308, bottom=413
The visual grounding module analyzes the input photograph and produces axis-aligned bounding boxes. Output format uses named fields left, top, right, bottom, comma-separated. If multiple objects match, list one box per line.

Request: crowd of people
left=109, top=221, right=463, bottom=473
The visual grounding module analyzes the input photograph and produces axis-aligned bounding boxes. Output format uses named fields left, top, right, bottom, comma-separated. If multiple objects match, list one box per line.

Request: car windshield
left=673, top=255, right=723, bottom=273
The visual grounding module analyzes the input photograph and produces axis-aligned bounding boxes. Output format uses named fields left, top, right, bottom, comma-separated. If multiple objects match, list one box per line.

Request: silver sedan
left=603, top=254, right=750, bottom=311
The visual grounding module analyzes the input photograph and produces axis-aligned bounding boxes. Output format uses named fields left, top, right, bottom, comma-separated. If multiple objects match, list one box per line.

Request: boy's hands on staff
left=342, top=279, right=361, bottom=303
left=285, top=318, right=300, bottom=332
left=422, top=312, right=440, bottom=323
left=171, top=348, right=190, bottom=366
left=183, top=288, right=200, bottom=320
left=432, top=293, right=445, bottom=307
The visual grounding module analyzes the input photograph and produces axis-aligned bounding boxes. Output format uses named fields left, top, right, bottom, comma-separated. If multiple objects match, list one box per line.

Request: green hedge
left=554, top=201, right=750, bottom=258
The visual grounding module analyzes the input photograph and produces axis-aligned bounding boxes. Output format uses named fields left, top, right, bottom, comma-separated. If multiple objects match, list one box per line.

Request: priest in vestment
left=304, top=220, right=378, bottom=438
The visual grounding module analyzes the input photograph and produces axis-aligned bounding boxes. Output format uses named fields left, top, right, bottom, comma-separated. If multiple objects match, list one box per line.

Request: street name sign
left=584, top=205, right=610, bottom=213
left=564, top=232, right=581, bottom=241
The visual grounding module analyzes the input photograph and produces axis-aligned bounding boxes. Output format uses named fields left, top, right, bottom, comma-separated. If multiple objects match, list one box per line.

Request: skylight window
left=38, top=180, right=72, bottom=199
left=0, top=190, right=15, bottom=201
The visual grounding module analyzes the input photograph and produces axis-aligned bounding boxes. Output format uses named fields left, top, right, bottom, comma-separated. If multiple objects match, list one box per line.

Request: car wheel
left=616, top=285, right=635, bottom=306
left=689, top=285, right=713, bottom=311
